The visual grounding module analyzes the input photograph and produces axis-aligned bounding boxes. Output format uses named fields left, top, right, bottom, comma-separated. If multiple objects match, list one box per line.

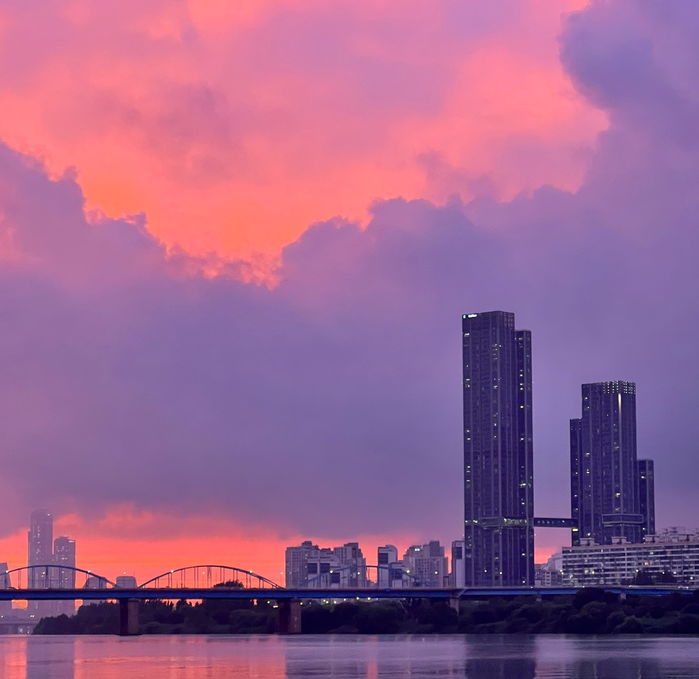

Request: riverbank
left=33, top=588, right=699, bottom=635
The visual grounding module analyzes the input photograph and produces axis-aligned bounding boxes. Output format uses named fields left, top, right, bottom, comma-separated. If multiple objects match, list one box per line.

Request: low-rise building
left=377, top=545, right=398, bottom=587
left=561, top=528, right=699, bottom=586
left=535, top=552, right=563, bottom=587
left=284, top=541, right=367, bottom=588
left=402, top=541, right=448, bottom=588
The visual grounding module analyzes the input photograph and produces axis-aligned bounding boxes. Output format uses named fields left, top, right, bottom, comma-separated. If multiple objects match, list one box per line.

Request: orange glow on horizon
left=0, top=511, right=429, bottom=586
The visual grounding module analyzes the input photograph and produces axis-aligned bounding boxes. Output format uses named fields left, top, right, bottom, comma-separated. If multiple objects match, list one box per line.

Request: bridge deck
left=0, top=586, right=693, bottom=601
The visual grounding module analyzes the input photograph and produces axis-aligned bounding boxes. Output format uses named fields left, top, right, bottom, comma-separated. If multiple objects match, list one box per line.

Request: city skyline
left=0, top=1, right=697, bottom=585
left=0, top=362, right=679, bottom=585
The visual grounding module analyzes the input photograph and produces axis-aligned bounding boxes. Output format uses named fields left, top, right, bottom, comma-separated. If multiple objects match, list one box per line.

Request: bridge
left=1, top=564, right=695, bottom=635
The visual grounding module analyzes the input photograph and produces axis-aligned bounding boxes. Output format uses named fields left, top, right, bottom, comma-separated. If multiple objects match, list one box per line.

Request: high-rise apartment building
left=332, top=542, right=367, bottom=587
left=638, top=459, right=656, bottom=539
left=462, top=311, right=534, bottom=586
left=53, top=537, right=76, bottom=588
left=570, top=381, right=654, bottom=546
left=27, top=510, right=53, bottom=589
left=52, top=536, right=76, bottom=616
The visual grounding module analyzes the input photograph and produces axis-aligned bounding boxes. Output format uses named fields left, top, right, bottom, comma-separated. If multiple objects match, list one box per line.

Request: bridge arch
left=138, top=565, right=281, bottom=589
left=1, top=565, right=117, bottom=589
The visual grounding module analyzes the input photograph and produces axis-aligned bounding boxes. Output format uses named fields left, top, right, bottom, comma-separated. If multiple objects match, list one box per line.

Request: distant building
left=53, top=537, right=76, bottom=588
left=82, top=575, right=109, bottom=607
left=284, top=541, right=367, bottom=588
left=450, top=540, right=465, bottom=587
left=0, top=562, right=11, bottom=615
left=561, top=528, right=699, bottom=586
left=115, top=575, right=137, bottom=589
left=638, top=459, right=656, bottom=539
left=26, top=511, right=78, bottom=618
left=332, top=542, right=367, bottom=587
left=377, top=545, right=398, bottom=587
left=52, top=536, right=76, bottom=616
left=462, top=311, right=534, bottom=587
left=570, top=381, right=654, bottom=546
left=534, top=552, right=563, bottom=587
left=27, top=510, right=53, bottom=589
left=285, top=541, right=317, bottom=588
left=402, top=541, right=448, bottom=588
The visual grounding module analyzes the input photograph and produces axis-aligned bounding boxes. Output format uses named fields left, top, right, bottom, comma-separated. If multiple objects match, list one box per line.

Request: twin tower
left=462, top=311, right=655, bottom=587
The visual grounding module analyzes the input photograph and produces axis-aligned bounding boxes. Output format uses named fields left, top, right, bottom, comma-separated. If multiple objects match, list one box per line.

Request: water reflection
left=0, top=634, right=697, bottom=678
left=464, top=636, right=536, bottom=679
left=26, top=637, right=75, bottom=679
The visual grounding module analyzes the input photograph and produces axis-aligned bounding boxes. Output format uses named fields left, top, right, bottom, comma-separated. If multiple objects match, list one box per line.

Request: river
left=1, top=634, right=698, bottom=678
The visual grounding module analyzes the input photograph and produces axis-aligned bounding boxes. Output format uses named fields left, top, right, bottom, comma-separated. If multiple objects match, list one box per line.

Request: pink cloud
left=0, top=0, right=603, bottom=262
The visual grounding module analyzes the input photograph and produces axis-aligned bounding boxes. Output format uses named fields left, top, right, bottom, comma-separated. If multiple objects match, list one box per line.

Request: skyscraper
left=53, top=537, right=76, bottom=588
left=570, top=381, right=648, bottom=546
left=27, top=510, right=53, bottom=588
left=462, top=311, right=534, bottom=586
left=638, top=459, right=656, bottom=539
left=53, top=536, right=76, bottom=616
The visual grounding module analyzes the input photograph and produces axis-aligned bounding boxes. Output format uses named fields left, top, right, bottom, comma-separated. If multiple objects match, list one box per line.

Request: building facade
left=450, top=540, right=465, bottom=587
left=27, top=510, right=53, bottom=589
left=561, top=529, right=699, bottom=586
left=115, top=575, right=137, bottom=588
left=284, top=541, right=367, bottom=588
left=462, top=311, right=534, bottom=586
left=638, top=459, right=656, bottom=539
left=52, top=536, right=76, bottom=616
left=402, top=541, right=448, bottom=588
left=377, top=545, right=398, bottom=587
left=570, top=381, right=653, bottom=546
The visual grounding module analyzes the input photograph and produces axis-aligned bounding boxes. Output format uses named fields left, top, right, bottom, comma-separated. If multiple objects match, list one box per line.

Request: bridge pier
left=448, top=597, right=460, bottom=614
left=119, top=598, right=140, bottom=636
left=277, top=600, right=302, bottom=635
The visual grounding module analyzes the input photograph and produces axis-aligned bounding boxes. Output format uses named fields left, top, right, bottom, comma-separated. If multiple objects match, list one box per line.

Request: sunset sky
left=1, top=0, right=698, bottom=584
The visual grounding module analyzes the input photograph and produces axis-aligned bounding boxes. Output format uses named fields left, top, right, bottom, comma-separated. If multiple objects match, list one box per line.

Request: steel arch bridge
left=305, top=564, right=422, bottom=589
left=138, top=565, right=281, bottom=590
left=1, top=564, right=117, bottom=589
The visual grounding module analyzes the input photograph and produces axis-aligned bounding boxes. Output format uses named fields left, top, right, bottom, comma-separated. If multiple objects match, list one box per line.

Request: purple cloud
left=0, top=0, right=698, bottom=547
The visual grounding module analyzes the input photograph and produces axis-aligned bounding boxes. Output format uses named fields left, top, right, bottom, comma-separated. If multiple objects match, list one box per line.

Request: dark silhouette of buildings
left=570, top=381, right=654, bottom=546
left=462, top=311, right=534, bottom=586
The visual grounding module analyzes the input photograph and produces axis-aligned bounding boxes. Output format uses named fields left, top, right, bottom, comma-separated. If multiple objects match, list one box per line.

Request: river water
left=1, top=635, right=698, bottom=678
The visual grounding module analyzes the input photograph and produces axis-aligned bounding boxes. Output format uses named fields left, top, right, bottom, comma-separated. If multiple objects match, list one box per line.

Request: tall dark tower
left=462, top=311, right=534, bottom=586
left=570, top=381, right=644, bottom=545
